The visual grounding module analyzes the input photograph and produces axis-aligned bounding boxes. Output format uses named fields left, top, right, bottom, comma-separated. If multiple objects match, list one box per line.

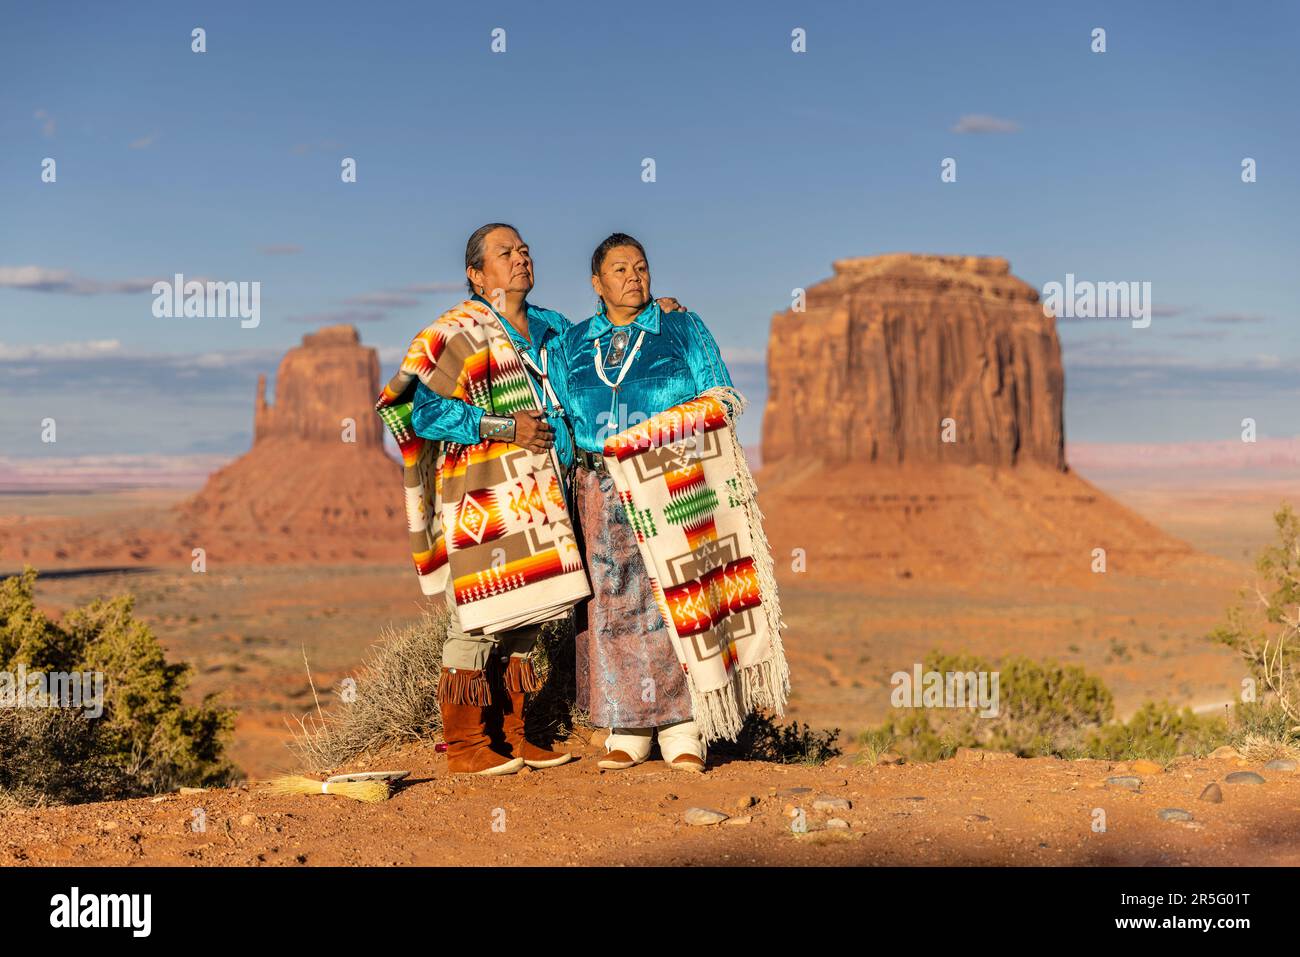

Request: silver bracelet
left=480, top=413, right=516, bottom=442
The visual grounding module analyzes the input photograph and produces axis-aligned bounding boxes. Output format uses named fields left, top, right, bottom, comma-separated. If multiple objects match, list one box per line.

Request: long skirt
left=572, top=465, right=693, bottom=729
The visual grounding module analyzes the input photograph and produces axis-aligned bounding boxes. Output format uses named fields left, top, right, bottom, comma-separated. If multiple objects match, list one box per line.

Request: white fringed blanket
left=600, top=386, right=790, bottom=741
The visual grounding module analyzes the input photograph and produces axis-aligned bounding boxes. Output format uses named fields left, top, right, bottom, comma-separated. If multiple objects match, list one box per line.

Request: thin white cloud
left=323, top=281, right=463, bottom=321
left=0, top=265, right=160, bottom=295
left=951, top=113, right=1020, bottom=134
left=34, top=108, right=56, bottom=137
left=0, top=338, right=123, bottom=360
left=0, top=453, right=234, bottom=492
left=1168, top=329, right=1234, bottom=341
left=345, top=292, right=422, bottom=308
left=285, top=309, right=387, bottom=324
left=1066, top=333, right=1286, bottom=366
left=129, top=131, right=160, bottom=150
left=1202, top=312, right=1267, bottom=324
left=401, top=281, right=463, bottom=294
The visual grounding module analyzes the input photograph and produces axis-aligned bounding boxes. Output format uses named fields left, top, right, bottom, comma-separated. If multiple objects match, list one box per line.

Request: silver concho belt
left=575, top=448, right=606, bottom=471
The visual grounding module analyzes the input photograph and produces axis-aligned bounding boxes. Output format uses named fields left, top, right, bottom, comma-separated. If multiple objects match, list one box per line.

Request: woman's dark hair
left=591, top=232, right=648, bottom=276
left=465, top=222, right=518, bottom=293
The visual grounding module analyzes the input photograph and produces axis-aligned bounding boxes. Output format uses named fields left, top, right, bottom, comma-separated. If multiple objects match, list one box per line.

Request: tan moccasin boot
left=439, top=668, right=523, bottom=776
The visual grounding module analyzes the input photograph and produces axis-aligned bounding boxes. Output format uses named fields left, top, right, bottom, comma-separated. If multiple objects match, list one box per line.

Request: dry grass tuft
left=287, top=605, right=592, bottom=772
left=288, top=606, right=450, bottom=771
left=1237, top=733, right=1300, bottom=764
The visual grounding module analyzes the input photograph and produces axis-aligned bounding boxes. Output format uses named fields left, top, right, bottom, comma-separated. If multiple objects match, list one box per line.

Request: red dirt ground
left=3, top=736, right=1297, bottom=867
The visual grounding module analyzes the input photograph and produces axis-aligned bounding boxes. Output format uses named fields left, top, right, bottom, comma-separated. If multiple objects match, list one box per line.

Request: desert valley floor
left=2, top=469, right=1298, bottom=867
left=1, top=470, right=1291, bottom=779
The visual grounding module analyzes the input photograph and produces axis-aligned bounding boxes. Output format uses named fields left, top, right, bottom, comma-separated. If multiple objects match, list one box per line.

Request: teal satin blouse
left=551, top=300, right=735, bottom=453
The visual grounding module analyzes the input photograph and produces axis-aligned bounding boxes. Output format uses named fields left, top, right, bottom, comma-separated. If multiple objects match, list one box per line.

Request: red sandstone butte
left=254, top=325, right=385, bottom=449
left=178, top=325, right=403, bottom=543
left=1, top=325, right=410, bottom=568
left=762, top=254, right=1065, bottom=470
left=754, top=254, right=1199, bottom=587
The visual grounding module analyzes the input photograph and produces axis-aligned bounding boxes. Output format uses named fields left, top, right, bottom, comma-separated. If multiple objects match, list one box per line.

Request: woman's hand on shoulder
left=655, top=296, right=686, bottom=314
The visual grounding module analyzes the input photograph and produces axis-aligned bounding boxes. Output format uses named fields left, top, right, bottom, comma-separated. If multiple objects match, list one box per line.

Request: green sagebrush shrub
left=861, top=650, right=1231, bottom=763
left=0, top=565, right=237, bottom=806
left=1208, top=503, right=1300, bottom=742
left=866, top=651, right=1114, bottom=761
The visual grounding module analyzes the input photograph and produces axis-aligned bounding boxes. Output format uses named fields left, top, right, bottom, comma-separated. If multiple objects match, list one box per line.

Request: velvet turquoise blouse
left=551, top=300, right=735, bottom=453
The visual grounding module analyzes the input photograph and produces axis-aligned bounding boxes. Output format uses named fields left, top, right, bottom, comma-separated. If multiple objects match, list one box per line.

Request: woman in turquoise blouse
left=551, top=232, right=735, bottom=773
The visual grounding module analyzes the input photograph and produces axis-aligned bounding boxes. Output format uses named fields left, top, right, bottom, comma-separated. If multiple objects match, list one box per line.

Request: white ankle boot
left=598, top=727, right=653, bottom=769
left=657, top=719, right=706, bottom=772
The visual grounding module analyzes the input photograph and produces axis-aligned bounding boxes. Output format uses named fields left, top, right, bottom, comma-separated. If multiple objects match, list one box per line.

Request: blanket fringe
left=687, top=656, right=794, bottom=743
left=702, top=384, right=790, bottom=712
left=688, top=675, right=745, bottom=743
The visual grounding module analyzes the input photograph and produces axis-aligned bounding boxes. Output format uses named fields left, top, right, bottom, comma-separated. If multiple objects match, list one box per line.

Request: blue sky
left=2, top=0, right=1297, bottom=461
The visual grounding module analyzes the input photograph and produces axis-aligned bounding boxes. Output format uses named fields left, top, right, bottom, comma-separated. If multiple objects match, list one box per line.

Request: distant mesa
left=1, top=324, right=411, bottom=570
left=762, top=254, right=1064, bottom=470
left=177, top=325, right=403, bottom=547
left=254, top=325, right=384, bottom=448
left=755, top=253, right=1202, bottom=587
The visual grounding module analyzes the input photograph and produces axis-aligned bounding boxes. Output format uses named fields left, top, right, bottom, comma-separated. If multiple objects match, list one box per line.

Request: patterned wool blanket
left=374, top=299, right=589, bottom=634
left=601, top=386, right=790, bottom=741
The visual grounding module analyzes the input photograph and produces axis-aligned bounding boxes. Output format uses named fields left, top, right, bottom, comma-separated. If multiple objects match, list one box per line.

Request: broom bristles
left=264, top=775, right=390, bottom=803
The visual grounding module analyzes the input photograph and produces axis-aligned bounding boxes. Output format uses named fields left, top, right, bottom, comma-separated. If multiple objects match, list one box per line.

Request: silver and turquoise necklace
left=593, top=324, right=646, bottom=435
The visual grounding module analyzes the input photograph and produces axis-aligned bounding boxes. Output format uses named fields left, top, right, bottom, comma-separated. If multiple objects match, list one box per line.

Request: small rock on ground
left=1263, top=758, right=1297, bottom=773
left=1198, top=783, right=1223, bottom=803
left=813, top=796, right=851, bottom=812
left=1224, top=771, right=1266, bottom=785
left=1158, top=808, right=1193, bottom=822
left=683, top=807, right=728, bottom=826
left=1106, top=776, right=1142, bottom=791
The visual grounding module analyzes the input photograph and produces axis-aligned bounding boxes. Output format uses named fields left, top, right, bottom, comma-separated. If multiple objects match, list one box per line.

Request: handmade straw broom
left=264, top=775, right=391, bottom=803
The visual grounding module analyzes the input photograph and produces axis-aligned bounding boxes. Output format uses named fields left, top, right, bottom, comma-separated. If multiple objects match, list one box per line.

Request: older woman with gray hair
left=549, top=232, right=753, bottom=773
